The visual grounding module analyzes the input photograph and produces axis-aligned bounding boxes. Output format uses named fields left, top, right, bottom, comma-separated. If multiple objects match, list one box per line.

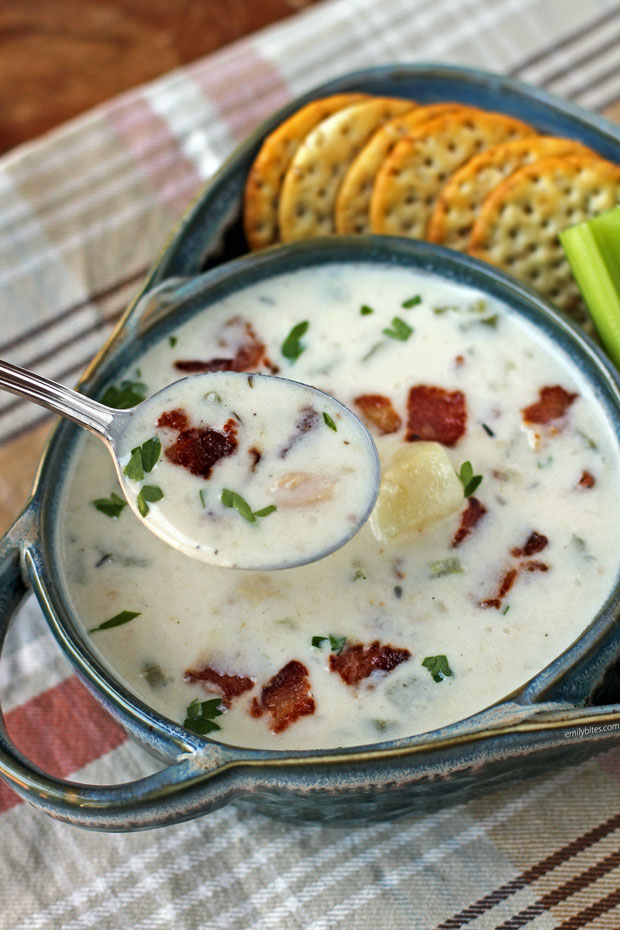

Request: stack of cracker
left=244, top=95, right=620, bottom=324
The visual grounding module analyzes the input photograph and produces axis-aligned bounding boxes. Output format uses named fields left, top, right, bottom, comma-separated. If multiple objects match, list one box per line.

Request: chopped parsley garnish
left=361, top=341, right=385, bottom=362
left=428, top=557, right=463, bottom=578
left=248, top=375, right=254, bottom=388
left=140, top=437, right=161, bottom=473
left=168, top=335, right=178, bottom=348
left=394, top=585, right=403, bottom=599
left=482, top=423, right=495, bottom=437
left=458, top=461, right=483, bottom=497
left=401, top=294, right=422, bottom=308
left=221, top=489, right=277, bottom=523
left=124, top=437, right=161, bottom=481
left=253, top=505, right=277, bottom=518
left=124, top=448, right=144, bottom=482
left=205, top=391, right=222, bottom=403
left=353, top=569, right=366, bottom=581
left=100, top=380, right=147, bottom=410
left=323, top=412, right=337, bottom=431
left=422, top=655, right=453, bottom=682
left=199, top=488, right=207, bottom=508
left=360, top=304, right=374, bottom=315
left=281, top=320, right=309, bottom=361
left=93, top=492, right=127, bottom=518
left=183, top=698, right=223, bottom=735
left=382, top=317, right=413, bottom=342
left=503, top=605, right=511, bottom=615
left=137, top=485, right=164, bottom=517
left=537, top=456, right=553, bottom=469
left=90, top=610, right=141, bottom=633
left=312, top=634, right=347, bottom=655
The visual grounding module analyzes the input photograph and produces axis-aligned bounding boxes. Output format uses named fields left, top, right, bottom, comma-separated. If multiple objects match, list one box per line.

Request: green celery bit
left=90, top=610, right=141, bottom=633
left=560, top=207, right=620, bottom=369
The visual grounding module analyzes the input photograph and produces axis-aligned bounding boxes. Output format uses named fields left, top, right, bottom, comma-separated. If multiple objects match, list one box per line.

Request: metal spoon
left=0, top=361, right=380, bottom=570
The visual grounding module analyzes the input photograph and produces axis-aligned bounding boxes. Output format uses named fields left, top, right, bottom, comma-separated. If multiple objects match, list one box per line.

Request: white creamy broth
left=58, top=263, right=620, bottom=750
left=116, top=372, right=379, bottom=569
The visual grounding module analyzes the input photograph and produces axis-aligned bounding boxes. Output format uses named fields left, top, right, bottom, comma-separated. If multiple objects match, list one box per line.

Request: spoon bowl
left=0, top=361, right=380, bottom=570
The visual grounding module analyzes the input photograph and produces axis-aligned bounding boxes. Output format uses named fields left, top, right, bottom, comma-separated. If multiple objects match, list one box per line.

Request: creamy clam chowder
left=58, top=263, right=620, bottom=750
left=115, top=372, right=379, bottom=569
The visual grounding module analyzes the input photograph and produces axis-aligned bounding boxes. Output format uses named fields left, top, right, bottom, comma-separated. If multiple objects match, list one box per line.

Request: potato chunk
left=370, top=442, right=463, bottom=542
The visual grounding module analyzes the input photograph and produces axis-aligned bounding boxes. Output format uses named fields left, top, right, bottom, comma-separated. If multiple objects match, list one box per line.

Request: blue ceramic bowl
left=2, top=65, right=620, bottom=832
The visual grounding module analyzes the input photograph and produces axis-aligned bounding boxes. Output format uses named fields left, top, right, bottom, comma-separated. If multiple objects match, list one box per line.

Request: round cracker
left=278, top=97, right=414, bottom=243
left=469, top=154, right=620, bottom=321
left=370, top=110, right=536, bottom=240
left=335, top=103, right=470, bottom=235
left=428, top=137, right=595, bottom=252
left=243, top=93, right=368, bottom=251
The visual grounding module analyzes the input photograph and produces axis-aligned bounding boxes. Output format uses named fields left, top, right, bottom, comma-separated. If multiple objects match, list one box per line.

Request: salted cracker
left=469, top=154, right=620, bottom=322
left=335, top=103, right=474, bottom=235
left=243, top=94, right=368, bottom=251
left=428, top=136, right=595, bottom=251
left=370, top=110, right=535, bottom=240
left=278, top=97, right=414, bottom=243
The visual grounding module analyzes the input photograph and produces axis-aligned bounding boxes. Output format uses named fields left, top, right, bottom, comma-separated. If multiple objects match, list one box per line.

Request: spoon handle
left=0, top=359, right=115, bottom=437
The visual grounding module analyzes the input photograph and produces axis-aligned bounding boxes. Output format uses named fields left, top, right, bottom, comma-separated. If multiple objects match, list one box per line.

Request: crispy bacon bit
left=329, top=641, right=411, bottom=686
left=280, top=406, right=319, bottom=458
left=184, top=665, right=254, bottom=707
left=522, top=385, right=578, bottom=426
left=157, top=408, right=189, bottom=431
left=452, top=497, right=487, bottom=547
left=454, top=354, right=465, bottom=367
left=253, top=660, right=315, bottom=733
left=354, top=394, right=402, bottom=435
left=578, top=470, right=595, bottom=489
left=158, top=408, right=238, bottom=478
left=521, top=560, right=549, bottom=573
left=511, top=531, right=548, bottom=558
left=249, top=446, right=262, bottom=471
left=480, top=568, right=518, bottom=609
left=406, top=385, right=466, bottom=446
left=174, top=321, right=273, bottom=374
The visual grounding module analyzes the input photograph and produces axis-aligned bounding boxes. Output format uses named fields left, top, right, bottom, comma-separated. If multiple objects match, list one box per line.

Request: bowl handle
left=0, top=525, right=252, bottom=830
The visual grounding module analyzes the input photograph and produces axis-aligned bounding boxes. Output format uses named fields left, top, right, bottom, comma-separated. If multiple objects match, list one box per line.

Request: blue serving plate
left=2, top=65, right=620, bottom=831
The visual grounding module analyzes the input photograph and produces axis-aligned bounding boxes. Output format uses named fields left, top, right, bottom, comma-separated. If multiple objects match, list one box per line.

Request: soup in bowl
left=3, top=238, right=620, bottom=829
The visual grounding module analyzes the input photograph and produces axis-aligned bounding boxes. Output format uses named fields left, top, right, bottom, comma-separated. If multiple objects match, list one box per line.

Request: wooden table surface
left=0, top=0, right=319, bottom=154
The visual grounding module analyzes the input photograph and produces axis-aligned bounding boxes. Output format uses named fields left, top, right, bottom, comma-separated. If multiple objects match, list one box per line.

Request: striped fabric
left=1, top=0, right=620, bottom=927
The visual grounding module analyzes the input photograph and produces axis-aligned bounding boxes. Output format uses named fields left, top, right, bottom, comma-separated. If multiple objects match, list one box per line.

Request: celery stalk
left=560, top=207, right=620, bottom=370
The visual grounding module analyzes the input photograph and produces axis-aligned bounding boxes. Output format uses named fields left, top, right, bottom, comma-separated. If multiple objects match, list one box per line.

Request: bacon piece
left=184, top=665, right=254, bottom=707
left=157, top=408, right=189, bottom=431
left=279, top=406, right=319, bottom=458
left=173, top=321, right=271, bottom=374
left=480, top=568, right=518, bottom=610
left=480, top=559, right=549, bottom=609
left=354, top=394, right=402, bottom=435
left=249, top=446, right=262, bottom=471
left=329, top=641, right=411, bottom=686
left=511, top=531, right=548, bottom=558
left=406, top=385, right=466, bottom=446
left=522, top=385, right=577, bottom=426
left=253, top=660, right=315, bottom=733
left=452, top=497, right=486, bottom=548
left=158, top=409, right=238, bottom=478
left=578, top=470, right=595, bottom=489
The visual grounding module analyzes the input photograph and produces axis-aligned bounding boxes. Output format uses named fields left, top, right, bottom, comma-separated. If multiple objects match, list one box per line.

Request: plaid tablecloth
left=1, top=0, right=620, bottom=927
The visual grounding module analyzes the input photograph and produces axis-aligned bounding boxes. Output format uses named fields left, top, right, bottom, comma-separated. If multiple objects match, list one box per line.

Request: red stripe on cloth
left=0, top=675, right=127, bottom=813
left=191, top=45, right=291, bottom=141
left=108, top=101, right=204, bottom=214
